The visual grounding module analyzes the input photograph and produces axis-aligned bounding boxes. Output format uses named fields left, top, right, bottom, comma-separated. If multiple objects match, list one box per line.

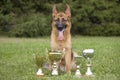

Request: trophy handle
left=62, top=48, right=66, bottom=54
left=46, top=48, right=49, bottom=53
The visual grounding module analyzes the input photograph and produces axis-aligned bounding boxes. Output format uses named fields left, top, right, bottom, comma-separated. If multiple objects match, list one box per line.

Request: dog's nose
left=58, top=23, right=63, bottom=27
left=56, top=23, right=65, bottom=31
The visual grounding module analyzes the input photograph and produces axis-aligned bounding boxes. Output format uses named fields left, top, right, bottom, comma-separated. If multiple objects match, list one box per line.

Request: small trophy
left=35, top=54, right=46, bottom=77
left=48, top=50, right=62, bottom=76
left=74, top=56, right=82, bottom=78
left=83, top=49, right=94, bottom=76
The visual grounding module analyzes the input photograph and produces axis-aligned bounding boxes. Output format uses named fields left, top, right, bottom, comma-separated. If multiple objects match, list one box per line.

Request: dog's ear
left=64, top=4, right=71, bottom=17
left=52, top=4, right=58, bottom=17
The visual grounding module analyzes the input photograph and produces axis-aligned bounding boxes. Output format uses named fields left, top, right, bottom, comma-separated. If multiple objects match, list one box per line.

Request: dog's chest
left=51, top=40, right=71, bottom=50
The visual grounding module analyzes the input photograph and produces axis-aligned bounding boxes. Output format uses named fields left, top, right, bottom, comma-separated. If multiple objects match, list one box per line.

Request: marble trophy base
left=36, top=68, right=45, bottom=77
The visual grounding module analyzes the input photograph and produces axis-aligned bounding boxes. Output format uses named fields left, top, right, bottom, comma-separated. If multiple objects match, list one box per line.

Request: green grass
left=0, top=36, right=120, bottom=80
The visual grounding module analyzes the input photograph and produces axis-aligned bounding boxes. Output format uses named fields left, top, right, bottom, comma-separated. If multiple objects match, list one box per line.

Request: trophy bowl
left=48, top=50, right=62, bottom=75
left=35, top=54, right=46, bottom=77
left=83, top=49, right=94, bottom=58
left=48, top=51, right=62, bottom=62
left=75, top=56, right=82, bottom=65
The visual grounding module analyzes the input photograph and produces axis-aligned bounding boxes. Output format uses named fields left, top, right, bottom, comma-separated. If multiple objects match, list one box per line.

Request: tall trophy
left=83, top=49, right=94, bottom=76
left=48, top=49, right=63, bottom=76
left=35, top=54, right=46, bottom=77
left=74, top=56, right=82, bottom=78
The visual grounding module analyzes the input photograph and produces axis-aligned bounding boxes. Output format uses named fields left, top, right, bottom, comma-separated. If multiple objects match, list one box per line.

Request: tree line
left=0, top=0, right=120, bottom=37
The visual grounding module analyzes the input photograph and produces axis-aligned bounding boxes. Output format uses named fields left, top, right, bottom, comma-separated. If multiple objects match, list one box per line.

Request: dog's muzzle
left=55, top=22, right=67, bottom=40
left=56, top=22, right=66, bottom=31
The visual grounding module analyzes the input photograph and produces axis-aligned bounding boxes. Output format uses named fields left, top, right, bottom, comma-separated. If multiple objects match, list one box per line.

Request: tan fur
left=51, top=5, right=74, bottom=74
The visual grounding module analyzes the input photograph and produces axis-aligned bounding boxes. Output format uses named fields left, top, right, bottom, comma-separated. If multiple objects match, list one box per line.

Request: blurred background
left=0, top=0, right=120, bottom=37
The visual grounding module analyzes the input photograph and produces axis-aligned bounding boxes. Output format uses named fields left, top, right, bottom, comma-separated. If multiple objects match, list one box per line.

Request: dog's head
left=52, top=4, right=71, bottom=41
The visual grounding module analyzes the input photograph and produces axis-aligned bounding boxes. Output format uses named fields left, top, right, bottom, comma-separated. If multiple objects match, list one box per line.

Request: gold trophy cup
left=74, top=56, right=82, bottom=78
left=48, top=50, right=62, bottom=75
left=35, top=54, right=46, bottom=77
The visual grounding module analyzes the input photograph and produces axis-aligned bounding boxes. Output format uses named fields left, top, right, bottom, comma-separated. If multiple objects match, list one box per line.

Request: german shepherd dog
left=51, top=4, right=75, bottom=74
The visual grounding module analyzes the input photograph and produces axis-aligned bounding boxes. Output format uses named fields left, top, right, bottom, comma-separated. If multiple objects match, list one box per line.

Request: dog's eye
left=55, top=18, right=59, bottom=22
left=62, top=18, right=67, bottom=22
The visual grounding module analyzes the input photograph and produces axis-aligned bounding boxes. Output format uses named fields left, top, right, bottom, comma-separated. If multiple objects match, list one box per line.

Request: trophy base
left=85, top=66, right=94, bottom=77
left=52, top=70, right=58, bottom=76
left=75, top=70, right=81, bottom=78
left=35, top=68, right=45, bottom=77
left=35, top=74, right=45, bottom=77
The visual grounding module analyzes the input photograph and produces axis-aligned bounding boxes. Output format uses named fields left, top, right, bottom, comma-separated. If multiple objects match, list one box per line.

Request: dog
left=50, top=4, right=76, bottom=74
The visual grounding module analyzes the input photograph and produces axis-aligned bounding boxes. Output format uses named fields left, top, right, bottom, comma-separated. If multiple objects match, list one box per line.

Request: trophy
left=35, top=54, right=46, bottom=77
left=48, top=50, right=63, bottom=76
left=74, top=56, right=82, bottom=78
left=83, top=49, right=94, bottom=76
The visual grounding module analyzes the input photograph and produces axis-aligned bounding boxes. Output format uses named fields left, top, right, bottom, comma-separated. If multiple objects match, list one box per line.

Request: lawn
left=0, top=36, right=120, bottom=80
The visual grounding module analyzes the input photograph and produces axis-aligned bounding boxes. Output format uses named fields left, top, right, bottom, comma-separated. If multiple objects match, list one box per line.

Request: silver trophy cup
left=83, top=49, right=94, bottom=76
left=48, top=50, right=62, bottom=76
left=74, top=56, right=82, bottom=78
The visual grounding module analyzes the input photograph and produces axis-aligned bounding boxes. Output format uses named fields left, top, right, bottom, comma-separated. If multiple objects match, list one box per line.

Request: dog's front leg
left=65, top=49, right=71, bottom=74
left=49, top=62, right=53, bottom=71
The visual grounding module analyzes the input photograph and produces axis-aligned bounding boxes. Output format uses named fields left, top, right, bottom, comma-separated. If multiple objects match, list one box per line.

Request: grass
left=0, top=36, right=120, bottom=80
